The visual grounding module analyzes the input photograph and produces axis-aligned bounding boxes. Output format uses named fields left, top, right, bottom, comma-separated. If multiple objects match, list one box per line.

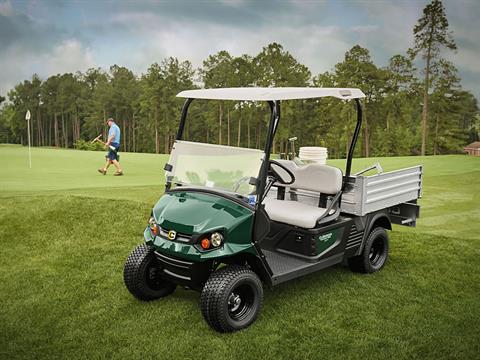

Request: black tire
left=124, top=244, right=176, bottom=301
left=348, top=227, right=389, bottom=273
left=200, top=265, right=263, bottom=333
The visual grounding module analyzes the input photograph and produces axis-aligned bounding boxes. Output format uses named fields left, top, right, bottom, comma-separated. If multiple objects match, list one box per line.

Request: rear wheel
left=124, top=244, right=176, bottom=300
left=348, top=227, right=389, bottom=273
left=200, top=265, right=263, bottom=332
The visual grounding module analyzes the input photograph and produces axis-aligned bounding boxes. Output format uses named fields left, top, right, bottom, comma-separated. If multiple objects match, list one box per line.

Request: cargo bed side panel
left=342, top=165, right=422, bottom=216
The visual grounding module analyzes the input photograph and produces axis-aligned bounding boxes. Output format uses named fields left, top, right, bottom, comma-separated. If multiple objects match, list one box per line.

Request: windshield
left=166, top=141, right=265, bottom=196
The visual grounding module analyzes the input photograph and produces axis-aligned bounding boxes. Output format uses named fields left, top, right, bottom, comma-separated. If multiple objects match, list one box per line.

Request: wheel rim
left=145, top=260, right=168, bottom=290
left=369, top=237, right=386, bottom=267
left=227, top=283, right=255, bottom=321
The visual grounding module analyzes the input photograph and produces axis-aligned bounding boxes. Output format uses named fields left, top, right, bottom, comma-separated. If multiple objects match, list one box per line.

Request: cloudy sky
left=1, top=0, right=479, bottom=99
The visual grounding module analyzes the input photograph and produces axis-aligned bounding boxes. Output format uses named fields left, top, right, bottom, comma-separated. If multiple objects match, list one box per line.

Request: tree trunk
left=155, top=107, right=159, bottom=154
left=219, top=102, right=223, bottom=145
left=76, top=110, right=80, bottom=140
left=48, top=119, right=51, bottom=146
left=164, top=129, right=169, bottom=154
left=434, top=112, right=439, bottom=156
left=227, top=108, right=231, bottom=146
left=132, top=113, right=136, bottom=152
left=256, top=120, right=261, bottom=149
left=421, top=31, right=433, bottom=156
left=421, top=77, right=429, bottom=156
left=247, top=115, right=250, bottom=148
left=36, top=107, right=42, bottom=146
left=72, top=113, right=76, bottom=145
left=363, top=103, right=369, bottom=157
left=237, top=109, right=242, bottom=147
left=345, top=135, right=349, bottom=159
left=54, top=113, right=59, bottom=147
left=61, top=111, right=65, bottom=147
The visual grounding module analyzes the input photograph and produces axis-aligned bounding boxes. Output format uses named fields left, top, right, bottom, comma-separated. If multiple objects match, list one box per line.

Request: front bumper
left=154, top=251, right=211, bottom=289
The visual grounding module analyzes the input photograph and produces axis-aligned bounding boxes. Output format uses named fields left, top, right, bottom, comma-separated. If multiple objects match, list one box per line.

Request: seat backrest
left=276, top=160, right=343, bottom=194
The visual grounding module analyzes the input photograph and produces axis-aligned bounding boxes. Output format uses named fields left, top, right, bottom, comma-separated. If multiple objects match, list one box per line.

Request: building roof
left=464, top=141, right=480, bottom=149
left=177, top=87, right=365, bottom=101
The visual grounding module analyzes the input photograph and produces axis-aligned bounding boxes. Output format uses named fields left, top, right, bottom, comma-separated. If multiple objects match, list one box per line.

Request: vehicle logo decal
left=168, top=230, right=177, bottom=240
left=318, top=232, right=333, bottom=242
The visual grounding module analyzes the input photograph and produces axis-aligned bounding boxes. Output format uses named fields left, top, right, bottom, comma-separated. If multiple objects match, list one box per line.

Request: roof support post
left=176, top=98, right=194, bottom=140
left=344, top=99, right=363, bottom=188
left=256, top=101, right=279, bottom=204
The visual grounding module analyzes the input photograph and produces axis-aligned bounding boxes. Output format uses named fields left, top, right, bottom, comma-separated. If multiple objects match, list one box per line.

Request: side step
left=262, top=249, right=343, bottom=286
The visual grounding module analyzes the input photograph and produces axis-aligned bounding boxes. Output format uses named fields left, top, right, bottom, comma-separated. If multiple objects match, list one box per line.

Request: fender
left=356, top=210, right=392, bottom=255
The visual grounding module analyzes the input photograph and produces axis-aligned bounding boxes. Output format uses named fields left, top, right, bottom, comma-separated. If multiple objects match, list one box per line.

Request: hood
left=152, top=190, right=253, bottom=235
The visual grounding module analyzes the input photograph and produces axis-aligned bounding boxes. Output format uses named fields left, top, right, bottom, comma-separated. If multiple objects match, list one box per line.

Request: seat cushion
left=263, top=198, right=328, bottom=228
left=275, top=160, right=343, bottom=194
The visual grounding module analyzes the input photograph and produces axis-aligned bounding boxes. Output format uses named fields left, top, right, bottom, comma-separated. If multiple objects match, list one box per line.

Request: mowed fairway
left=1, top=144, right=479, bottom=360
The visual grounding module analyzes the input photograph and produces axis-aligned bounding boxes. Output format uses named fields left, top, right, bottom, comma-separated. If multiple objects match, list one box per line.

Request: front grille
left=158, top=227, right=192, bottom=243
left=346, top=224, right=364, bottom=250
left=155, top=251, right=193, bottom=269
left=154, top=251, right=211, bottom=289
left=155, top=251, right=194, bottom=282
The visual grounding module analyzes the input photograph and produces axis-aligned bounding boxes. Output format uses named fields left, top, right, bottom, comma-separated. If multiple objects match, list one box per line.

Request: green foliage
left=0, top=4, right=477, bottom=158
left=409, top=0, right=457, bottom=60
left=73, top=139, right=105, bottom=151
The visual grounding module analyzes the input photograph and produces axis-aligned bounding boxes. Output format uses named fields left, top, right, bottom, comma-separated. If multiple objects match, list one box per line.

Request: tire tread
left=200, top=265, right=262, bottom=332
left=124, top=244, right=176, bottom=301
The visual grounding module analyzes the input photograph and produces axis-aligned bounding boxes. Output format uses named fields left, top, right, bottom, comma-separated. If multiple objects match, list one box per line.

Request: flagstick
left=26, top=110, right=32, bottom=168
left=27, top=118, right=31, bottom=168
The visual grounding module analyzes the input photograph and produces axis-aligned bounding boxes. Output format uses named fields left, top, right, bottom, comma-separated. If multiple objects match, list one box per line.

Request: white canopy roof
left=177, top=87, right=365, bottom=101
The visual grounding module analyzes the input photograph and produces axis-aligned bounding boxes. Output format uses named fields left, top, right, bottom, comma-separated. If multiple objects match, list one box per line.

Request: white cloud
left=358, top=1, right=421, bottom=55
left=0, top=0, right=13, bottom=16
left=1, top=0, right=479, bottom=100
left=46, top=39, right=95, bottom=74
left=446, top=48, right=480, bottom=74
left=104, top=13, right=352, bottom=76
left=217, top=0, right=246, bottom=7
left=0, top=39, right=95, bottom=96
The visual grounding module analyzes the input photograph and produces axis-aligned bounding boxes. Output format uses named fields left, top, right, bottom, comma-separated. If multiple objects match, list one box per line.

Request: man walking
left=98, top=118, right=124, bottom=176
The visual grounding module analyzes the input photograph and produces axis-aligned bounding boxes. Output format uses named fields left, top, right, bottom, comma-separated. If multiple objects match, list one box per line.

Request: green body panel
left=316, top=228, right=340, bottom=254
left=145, top=191, right=256, bottom=262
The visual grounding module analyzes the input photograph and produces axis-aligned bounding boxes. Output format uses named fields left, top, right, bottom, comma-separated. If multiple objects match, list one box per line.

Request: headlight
left=210, top=232, right=223, bottom=247
left=148, top=217, right=158, bottom=236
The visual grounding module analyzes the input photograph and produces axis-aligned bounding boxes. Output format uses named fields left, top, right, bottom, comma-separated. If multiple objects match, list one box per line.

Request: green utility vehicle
left=124, top=88, right=422, bottom=332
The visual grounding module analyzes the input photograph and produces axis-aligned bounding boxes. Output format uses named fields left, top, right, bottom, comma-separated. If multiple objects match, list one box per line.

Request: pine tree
left=409, top=0, right=456, bottom=155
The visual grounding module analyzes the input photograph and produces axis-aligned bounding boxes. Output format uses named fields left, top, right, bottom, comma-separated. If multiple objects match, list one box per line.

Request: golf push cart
left=124, top=88, right=422, bottom=332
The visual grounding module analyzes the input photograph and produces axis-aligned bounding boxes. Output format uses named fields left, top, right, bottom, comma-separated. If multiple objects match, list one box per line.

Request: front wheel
left=200, top=265, right=263, bottom=332
left=124, top=244, right=176, bottom=301
left=348, top=227, right=389, bottom=273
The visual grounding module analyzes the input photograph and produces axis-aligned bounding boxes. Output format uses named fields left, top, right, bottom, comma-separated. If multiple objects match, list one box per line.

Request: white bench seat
left=264, top=198, right=333, bottom=228
left=263, top=161, right=343, bottom=228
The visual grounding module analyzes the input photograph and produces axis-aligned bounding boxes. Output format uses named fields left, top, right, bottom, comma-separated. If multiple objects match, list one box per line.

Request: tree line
left=0, top=0, right=478, bottom=157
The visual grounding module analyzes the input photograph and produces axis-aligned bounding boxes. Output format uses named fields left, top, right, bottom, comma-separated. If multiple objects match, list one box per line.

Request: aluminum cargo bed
left=341, top=165, right=423, bottom=216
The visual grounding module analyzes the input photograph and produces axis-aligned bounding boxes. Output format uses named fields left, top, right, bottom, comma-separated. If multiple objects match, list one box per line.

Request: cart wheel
left=124, top=244, right=176, bottom=301
left=348, top=227, right=389, bottom=273
left=200, top=265, right=263, bottom=332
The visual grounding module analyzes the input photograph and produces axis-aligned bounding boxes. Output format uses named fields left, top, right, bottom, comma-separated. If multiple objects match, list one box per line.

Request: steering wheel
left=268, top=160, right=295, bottom=185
